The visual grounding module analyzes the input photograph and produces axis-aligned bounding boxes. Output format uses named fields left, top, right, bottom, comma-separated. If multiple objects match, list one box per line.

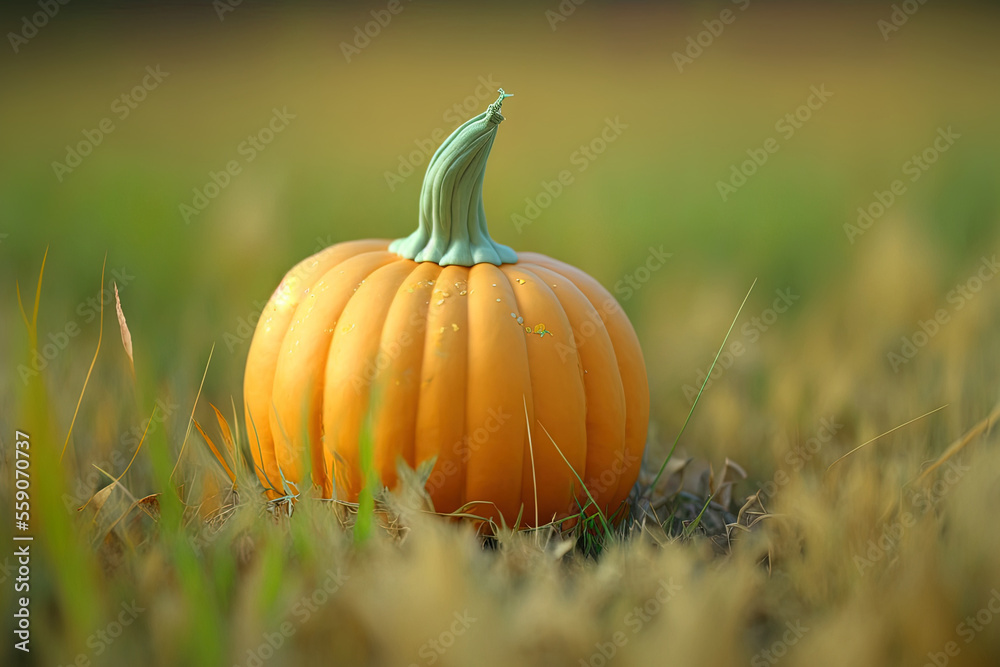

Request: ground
left=2, top=3, right=1000, bottom=666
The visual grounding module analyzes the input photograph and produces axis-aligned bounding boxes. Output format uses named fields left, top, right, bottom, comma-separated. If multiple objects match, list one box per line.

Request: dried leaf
left=683, top=458, right=713, bottom=499
left=710, top=458, right=749, bottom=509
left=194, top=418, right=236, bottom=484
left=637, top=446, right=691, bottom=506
left=210, top=402, right=237, bottom=463
left=114, top=281, right=134, bottom=377
left=733, top=491, right=770, bottom=531
left=725, top=492, right=773, bottom=569
left=79, top=472, right=137, bottom=548
left=132, top=494, right=161, bottom=521
left=722, top=458, right=748, bottom=483
left=82, top=480, right=119, bottom=514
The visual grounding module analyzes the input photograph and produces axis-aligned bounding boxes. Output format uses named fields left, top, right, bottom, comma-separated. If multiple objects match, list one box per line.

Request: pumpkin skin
left=242, top=91, right=649, bottom=528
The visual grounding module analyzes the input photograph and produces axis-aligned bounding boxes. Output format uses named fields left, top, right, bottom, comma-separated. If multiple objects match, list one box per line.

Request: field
left=2, top=2, right=1000, bottom=665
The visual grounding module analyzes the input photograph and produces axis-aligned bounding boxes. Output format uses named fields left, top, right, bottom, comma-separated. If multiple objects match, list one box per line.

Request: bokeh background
left=3, top=1, right=1000, bottom=666
left=2, top=1, right=999, bottom=437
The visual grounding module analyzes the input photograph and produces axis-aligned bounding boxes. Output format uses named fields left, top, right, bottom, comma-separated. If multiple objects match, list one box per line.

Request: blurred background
left=4, top=2, right=1000, bottom=666
left=2, top=0, right=1000, bottom=473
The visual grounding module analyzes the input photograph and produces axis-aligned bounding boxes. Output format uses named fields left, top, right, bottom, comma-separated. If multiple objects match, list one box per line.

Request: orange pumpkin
left=243, top=90, right=648, bottom=527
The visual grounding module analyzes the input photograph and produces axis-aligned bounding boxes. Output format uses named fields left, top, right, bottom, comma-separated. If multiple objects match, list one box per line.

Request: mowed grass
left=2, top=4, right=1000, bottom=666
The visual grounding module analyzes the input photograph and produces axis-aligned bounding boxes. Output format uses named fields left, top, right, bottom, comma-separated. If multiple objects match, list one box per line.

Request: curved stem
left=390, top=89, right=518, bottom=267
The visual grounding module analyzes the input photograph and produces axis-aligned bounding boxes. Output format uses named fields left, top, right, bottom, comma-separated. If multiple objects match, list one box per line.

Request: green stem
left=390, top=89, right=518, bottom=266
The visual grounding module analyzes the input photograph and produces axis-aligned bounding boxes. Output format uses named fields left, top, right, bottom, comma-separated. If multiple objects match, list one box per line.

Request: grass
left=4, top=221, right=1000, bottom=666
left=3, top=4, right=1000, bottom=666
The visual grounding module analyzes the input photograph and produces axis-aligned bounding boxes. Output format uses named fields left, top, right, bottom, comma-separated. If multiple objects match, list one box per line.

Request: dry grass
left=4, top=224, right=1000, bottom=667
left=2, top=6, right=1000, bottom=664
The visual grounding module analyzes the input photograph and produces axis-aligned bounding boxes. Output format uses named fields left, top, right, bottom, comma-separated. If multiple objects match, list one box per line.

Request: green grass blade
left=646, top=278, right=757, bottom=495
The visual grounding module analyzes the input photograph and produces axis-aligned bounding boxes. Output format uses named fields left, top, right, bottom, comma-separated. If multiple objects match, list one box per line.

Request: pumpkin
left=243, top=90, right=648, bottom=527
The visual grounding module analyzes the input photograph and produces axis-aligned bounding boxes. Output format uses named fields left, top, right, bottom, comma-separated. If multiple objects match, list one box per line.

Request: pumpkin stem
left=389, top=88, right=518, bottom=267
